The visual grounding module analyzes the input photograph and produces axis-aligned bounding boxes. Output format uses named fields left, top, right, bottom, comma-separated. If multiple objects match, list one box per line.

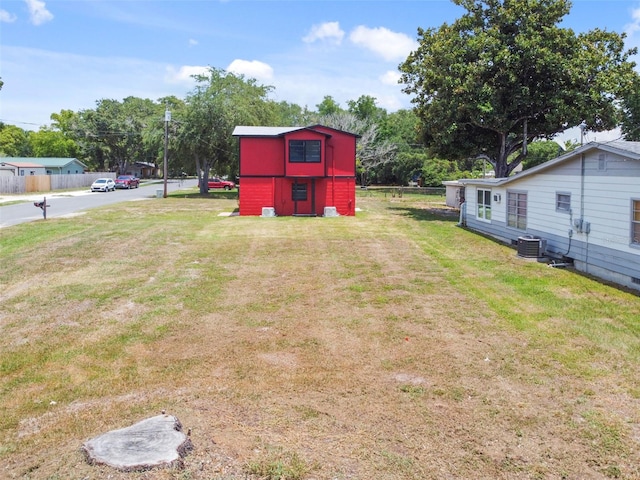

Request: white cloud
left=188, top=38, right=198, bottom=46
left=349, top=26, right=417, bottom=62
left=623, top=7, right=640, bottom=70
left=1, top=46, right=202, bottom=130
left=0, top=9, right=17, bottom=22
left=554, top=125, right=622, bottom=146
left=380, top=70, right=401, bottom=86
left=227, top=59, right=274, bottom=81
left=267, top=60, right=412, bottom=115
left=374, top=93, right=405, bottom=112
left=165, top=65, right=209, bottom=84
left=303, top=21, right=345, bottom=45
left=25, top=0, right=53, bottom=26
left=625, top=6, right=640, bottom=37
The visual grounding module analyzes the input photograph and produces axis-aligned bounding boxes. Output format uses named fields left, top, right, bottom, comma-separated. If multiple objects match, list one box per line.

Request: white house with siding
left=456, top=140, right=640, bottom=292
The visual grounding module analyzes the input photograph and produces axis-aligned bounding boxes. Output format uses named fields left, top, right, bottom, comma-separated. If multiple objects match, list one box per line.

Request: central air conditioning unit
left=517, top=235, right=546, bottom=258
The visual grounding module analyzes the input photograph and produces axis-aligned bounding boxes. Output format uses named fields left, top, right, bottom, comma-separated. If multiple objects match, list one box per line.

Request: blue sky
left=1, top=0, right=640, bottom=142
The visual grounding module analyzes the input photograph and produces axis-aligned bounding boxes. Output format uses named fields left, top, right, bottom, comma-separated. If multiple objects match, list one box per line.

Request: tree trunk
left=194, top=154, right=206, bottom=195
left=82, top=414, right=192, bottom=471
left=494, top=156, right=510, bottom=178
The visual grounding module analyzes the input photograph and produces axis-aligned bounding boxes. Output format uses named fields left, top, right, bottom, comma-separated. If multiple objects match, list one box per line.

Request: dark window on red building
left=292, top=183, right=307, bottom=201
left=289, top=140, right=321, bottom=163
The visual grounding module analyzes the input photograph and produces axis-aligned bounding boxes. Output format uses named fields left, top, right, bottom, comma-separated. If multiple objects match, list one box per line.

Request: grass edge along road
left=0, top=190, right=639, bottom=480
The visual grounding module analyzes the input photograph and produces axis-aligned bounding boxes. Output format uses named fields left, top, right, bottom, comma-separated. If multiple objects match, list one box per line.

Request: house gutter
left=458, top=200, right=466, bottom=227
left=580, top=151, right=591, bottom=274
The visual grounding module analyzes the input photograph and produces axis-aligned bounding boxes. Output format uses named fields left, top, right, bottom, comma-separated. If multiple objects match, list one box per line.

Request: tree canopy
left=0, top=124, right=32, bottom=157
left=77, top=97, right=161, bottom=173
left=399, top=0, right=638, bottom=177
left=29, top=129, right=80, bottom=158
left=520, top=140, right=563, bottom=170
left=177, top=67, right=276, bottom=193
left=620, top=74, right=640, bottom=141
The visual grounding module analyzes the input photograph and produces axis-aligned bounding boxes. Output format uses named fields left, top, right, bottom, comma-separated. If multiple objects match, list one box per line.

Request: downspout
left=579, top=151, right=594, bottom=275
left=580, top=153, right=585, bottom=221
left=580, top=152, right=586, bottom=273
left=282, top=135, right=287, bottom=214
left=293, top=178, right=298, bottom=215
left=329, top=144, right=335, bottom=207
left=312, top=178, right=316, bottom=215
left=458, top=198, right=466, bottom=227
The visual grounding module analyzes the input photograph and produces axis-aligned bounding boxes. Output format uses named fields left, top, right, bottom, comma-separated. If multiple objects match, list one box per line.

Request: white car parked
left=91, top=178, right=116, bottom=192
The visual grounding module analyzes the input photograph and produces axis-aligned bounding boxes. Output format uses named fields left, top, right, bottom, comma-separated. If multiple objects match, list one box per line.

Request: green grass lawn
left=1, top=190, right=638, bottom=479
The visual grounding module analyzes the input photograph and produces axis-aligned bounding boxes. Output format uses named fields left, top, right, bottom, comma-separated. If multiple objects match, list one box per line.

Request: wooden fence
left=358, top=186, right=446, bottom=197
left=0, top=173, right=116, bottom=195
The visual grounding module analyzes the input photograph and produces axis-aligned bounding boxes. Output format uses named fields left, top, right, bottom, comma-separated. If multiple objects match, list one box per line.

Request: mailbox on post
left=34, top=197, right=50, bottom=219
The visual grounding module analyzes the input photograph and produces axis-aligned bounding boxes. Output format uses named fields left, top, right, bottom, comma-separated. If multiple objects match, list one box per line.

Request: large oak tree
left=79, top=97, right=159, bottom=173
left=399, top=0, right=638, bottom=177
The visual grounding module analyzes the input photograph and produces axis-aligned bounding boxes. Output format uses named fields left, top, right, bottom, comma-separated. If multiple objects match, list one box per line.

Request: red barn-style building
left=232, top=125, right=359, bottom=216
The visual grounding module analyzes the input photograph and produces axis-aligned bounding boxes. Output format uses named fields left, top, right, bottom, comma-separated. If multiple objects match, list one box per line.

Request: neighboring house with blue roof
left=30, top=157, right=87, bottom=174
left=456, top=140, right=640, bottom=292
left=0, top=157, right=88, bottom=175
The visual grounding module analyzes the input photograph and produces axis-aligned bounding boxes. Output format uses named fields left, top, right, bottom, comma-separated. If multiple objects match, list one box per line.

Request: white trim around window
left=507, top=190, right=527, bottom=230
left=476, top=188, right=492, bottom=222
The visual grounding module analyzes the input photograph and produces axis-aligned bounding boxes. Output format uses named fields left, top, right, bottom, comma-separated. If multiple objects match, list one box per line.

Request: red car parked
left=114, top=175, right=140, bottom=189
left=207, top=177, right=235, bottom=190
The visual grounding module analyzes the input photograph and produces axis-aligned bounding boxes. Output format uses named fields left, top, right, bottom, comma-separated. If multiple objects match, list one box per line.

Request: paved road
left=0, top=179, right=199, bottom=229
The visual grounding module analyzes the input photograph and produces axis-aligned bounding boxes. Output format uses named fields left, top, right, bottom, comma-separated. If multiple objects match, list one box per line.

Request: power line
left=0, top=118, right=47, bottom=127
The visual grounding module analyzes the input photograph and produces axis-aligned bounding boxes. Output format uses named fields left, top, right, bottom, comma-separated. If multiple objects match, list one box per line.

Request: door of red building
left=292, top=178, right=316, bottom=216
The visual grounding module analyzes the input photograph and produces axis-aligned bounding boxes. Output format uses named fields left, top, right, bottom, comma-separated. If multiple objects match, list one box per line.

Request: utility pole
left=579, top=120, right=587, bottom=145
left=163, top=107, right=171, bottom=198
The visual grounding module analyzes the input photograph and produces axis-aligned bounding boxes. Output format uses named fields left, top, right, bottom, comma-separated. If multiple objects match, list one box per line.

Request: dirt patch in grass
left=1, top=195, right=639, bottom=479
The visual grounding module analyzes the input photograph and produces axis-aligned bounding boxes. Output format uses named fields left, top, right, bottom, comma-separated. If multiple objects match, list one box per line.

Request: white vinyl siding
left=504, top=154, right=636, bottom=250
left=461, top=146, right=640, bottom=291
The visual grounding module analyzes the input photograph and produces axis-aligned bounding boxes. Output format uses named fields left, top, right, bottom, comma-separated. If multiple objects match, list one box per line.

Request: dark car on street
left=114, top=175, right=140, bottom=189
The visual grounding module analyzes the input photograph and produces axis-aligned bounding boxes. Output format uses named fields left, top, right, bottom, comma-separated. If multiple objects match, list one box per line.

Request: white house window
left=556, top=192, right=571, bottom=213
left=632, top=200, right=640, bottom=245
left=598, top=153, right=607, bottom=171
left=477, top=188, right=491, bottom=221
left=507, top=191, right=527, bottom=230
